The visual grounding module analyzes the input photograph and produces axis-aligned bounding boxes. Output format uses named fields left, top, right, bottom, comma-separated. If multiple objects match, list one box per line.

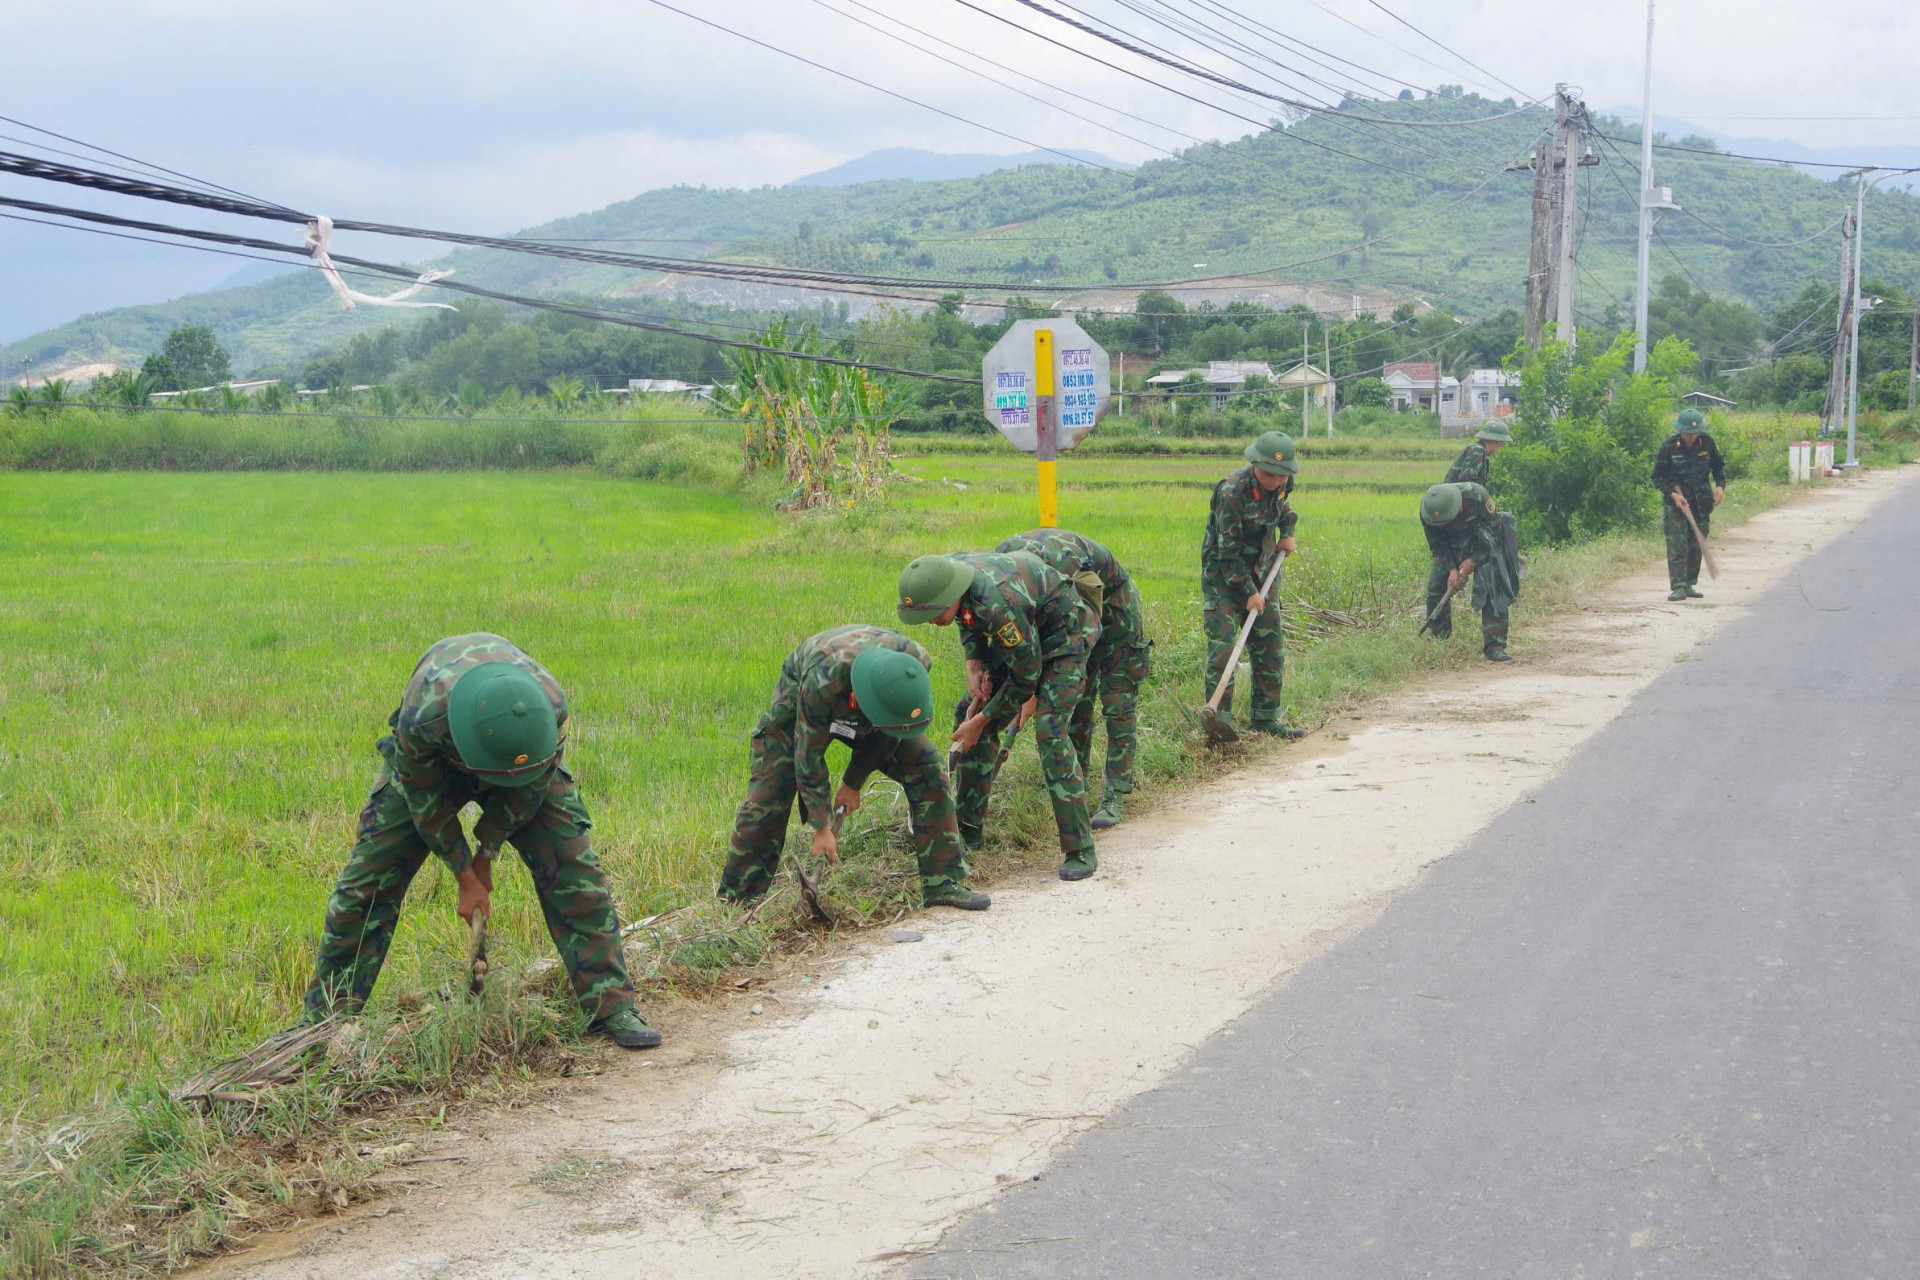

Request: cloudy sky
left=3, top=0, right=1917, bottom=342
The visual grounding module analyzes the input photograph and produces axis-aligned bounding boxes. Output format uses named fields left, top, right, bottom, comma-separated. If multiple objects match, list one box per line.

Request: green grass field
left=0, top=448, right=1456, bottom=1128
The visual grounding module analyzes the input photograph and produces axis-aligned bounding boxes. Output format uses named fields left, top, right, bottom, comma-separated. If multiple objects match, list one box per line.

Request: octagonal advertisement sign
left=981, top=317, right=1110, bottom=452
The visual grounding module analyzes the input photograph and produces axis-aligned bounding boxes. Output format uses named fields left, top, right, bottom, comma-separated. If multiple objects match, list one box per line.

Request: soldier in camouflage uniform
left=1650, top=408, right=1726, bottom=602
left=302, top=633, right=659, bottom=1049
left=1421, top=482, right=1514, bottom=662
left=717, top=625, right=988, bottom=911
left=995, top=528, right=1150, bottom=830
left=1444, top=420, right=1509, bottom=487
left=897, top=551, right=1102, bottom=881
left=1202, top=432, right=1304, bottom=739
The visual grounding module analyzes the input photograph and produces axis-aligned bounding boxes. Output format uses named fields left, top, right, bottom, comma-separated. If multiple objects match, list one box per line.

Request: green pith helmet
left=1475, top=421, right=1512, bottom=443
left=448, top=662, right=558, bottom=777
left=1420, top=482, right=1463, bottom=526
left=1675, top=408, right=1706, bottom=432
left=897, top=555, right=975, bottom=624
left=851, top=647, right=934, bottom=740
left=1245, top=430, right=1299, bottom=476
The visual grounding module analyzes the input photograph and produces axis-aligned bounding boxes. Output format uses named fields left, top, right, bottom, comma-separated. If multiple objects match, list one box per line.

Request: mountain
left=789, top=148, right=1130, bottom=187
left=7, top=94, right=1919, bottom=380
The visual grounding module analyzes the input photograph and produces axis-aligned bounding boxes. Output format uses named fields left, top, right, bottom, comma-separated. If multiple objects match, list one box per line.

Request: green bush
left=1493, top=332, right=1693, bottom=543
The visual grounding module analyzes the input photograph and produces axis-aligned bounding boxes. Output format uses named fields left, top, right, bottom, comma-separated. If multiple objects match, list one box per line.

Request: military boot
left=959, top=821, right=984, bottom=851
left=1058, top=849, right=1097, bottom=882
left=1486, top=649, right=1513, bottom=663
left=1090, top=789, right=1125, bottom=830
left=1668, top=588, right=1689, bottom=602
left=923, top=883, right=991, bottom=911
left=1686, top=587, right=1704, bottom=599
left=591, top=1006, right=662, bottom=1051
left=1252, top=722, right=1306, bottom=741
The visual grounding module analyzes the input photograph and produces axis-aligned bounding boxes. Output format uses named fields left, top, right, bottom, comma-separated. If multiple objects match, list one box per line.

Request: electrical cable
left=942, top=0, right=1482, bottom=185
left=1358, top=0, right=1543, bottom=106
left=0, top=195, right=979, bottom=384
left=0, top=112, right=295, bottom=212
left=641, top=0, right=1128, bottom=174
left=0, top=147, right=1523, bottom=296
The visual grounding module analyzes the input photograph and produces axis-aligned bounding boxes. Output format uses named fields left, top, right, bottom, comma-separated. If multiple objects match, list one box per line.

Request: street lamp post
left=1842, top=168, right=1920, bottom=468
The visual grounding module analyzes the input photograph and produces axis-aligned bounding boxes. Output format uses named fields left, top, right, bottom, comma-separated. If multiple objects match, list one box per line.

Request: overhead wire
left=639, top=0, right=1129, bottom=174
left=0, top=148, right=1530, bottom=297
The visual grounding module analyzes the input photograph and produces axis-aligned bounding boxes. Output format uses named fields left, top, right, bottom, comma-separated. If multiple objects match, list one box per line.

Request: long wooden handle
left=1207, top=551, right=1287, bottom=711
left=1677, top=500, right=1721, bottom=579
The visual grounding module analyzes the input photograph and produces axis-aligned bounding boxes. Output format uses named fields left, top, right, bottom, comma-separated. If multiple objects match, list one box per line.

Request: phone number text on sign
left=1060, top=362, right=1098, bottom=429
left=994, top=369, right=1030, bottom=427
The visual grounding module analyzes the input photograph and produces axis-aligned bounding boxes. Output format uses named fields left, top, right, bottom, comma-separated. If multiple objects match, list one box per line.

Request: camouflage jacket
left=1422, top=483, right=1502, bottom=568
left=952, top=551, right=1099, bottom=728
left=995, top=527, right=1133, bottom=631
left=389, top=633, right=569, bottom=876
left=761, top=625, right=933, bottom=830
left=1202, top=466, right=1298, bottom=598
left=1445, top=441, right=1491, bottom=487
left=1650, top=433, right=1726, bottom=508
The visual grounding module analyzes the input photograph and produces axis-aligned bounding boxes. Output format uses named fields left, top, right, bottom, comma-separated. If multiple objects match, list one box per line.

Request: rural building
left=1681, top=390, right=1737, bottom=410
left=1144, top=360, right=1276, bottom=409
left=626, top=378, right=713, bottom=398
left=1439, top=367, right=1520, bottom=436
left=151, top=378, right=283, bottom=401
left=1273, top=360, right=1334, bottom=412
left=1382, top=361, right=1460, bottom=415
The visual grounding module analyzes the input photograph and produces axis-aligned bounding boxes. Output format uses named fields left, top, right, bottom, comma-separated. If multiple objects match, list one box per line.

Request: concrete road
left=911, top=488, right=1920, bottom=1279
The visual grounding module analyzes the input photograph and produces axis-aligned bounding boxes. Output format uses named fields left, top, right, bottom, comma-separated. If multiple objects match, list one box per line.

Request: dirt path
left=197, top=469, right=1913, bottom=1280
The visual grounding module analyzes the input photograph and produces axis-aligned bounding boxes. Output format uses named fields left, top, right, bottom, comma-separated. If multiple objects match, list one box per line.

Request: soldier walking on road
left=897, top=551, right=1102, bottom=881
left=1202, top=431, right=1305, bottom=739
left=1421, top=482, right=1521, bottom=663
left=996, top=528, right=1150, bottom=831
left=1651, top=408, right=1726, bottom=602
left=717, top=625, right=988, bottom=911
left=302, top=633, right=659, bottom=1049
left=1445, top=421, right=1509, bottom=487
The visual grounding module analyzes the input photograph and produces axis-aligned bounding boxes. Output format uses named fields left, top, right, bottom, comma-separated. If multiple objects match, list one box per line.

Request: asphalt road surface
left=912, top=490, right=1920, bottom=1279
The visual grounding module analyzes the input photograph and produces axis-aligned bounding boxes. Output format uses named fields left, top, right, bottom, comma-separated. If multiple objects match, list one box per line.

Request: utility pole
left=1633, top=0, right=1658, bottom=372
left=1324, top=319, right=1335, bottom=438
left=1909, top=295, right=1917, bottom=413
left=1522, top=137, right=1555, bottom=352
left=1550, top=84, right=1600, bottom=349
left=1821, top=198, right=1859, bottom=436
left=1301, top=318, right=1311, bottom=436
left=1845, top=171, right=1873, bottom=468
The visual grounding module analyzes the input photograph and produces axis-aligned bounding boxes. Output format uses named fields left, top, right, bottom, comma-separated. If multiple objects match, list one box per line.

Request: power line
left=640, top=0, right=1128, bottom=174
left=0, top=147, right=1525, bottom=297
left=1593, top=131, right=1917, bottom=171
left=1017, top=0, right=1531, bottom=127
left=942, top=0, right=1483, bottom=185
left=0, top=195, right=981, bottom=384
left=1358, top=0, right=1543, bottom=106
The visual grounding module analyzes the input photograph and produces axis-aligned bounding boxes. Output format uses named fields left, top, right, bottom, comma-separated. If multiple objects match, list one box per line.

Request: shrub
left=1494, top=332, right=1692, bottom=543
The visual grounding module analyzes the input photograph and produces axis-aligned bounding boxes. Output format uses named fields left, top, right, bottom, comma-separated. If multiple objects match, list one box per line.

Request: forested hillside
left=6, top=91, right=1917, bottom=379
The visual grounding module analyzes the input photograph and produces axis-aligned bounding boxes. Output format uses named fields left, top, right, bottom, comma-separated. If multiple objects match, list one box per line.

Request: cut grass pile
left=0, top=436, right=1812, bottom=1273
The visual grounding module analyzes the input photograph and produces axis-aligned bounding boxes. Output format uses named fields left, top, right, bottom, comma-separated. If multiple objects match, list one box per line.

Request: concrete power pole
left=1909, top=296, right=1918, bottom=413
left=1821, top=202, right=1859, bottom=436
left=1633, top=0, right=1658, bottom=373
left=1548, top=84, right=1599, bottom=350
left=1522, top=137, right=1556, bottom=352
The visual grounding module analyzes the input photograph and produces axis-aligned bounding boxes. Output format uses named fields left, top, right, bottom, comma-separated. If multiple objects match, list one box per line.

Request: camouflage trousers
left=954, top=652, right=1094, bottom=857
left=1202, top=582, right=1284, bottom=726
left=1425, top=556, right=1510, bottom=656
left=1072, top=606, right=1151, bottom=795
left=718, top=718, right=969, bottom=903
left=1664, top=501, right=1709, bottom=589
left=304, top=760, right=636, bottom=1025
